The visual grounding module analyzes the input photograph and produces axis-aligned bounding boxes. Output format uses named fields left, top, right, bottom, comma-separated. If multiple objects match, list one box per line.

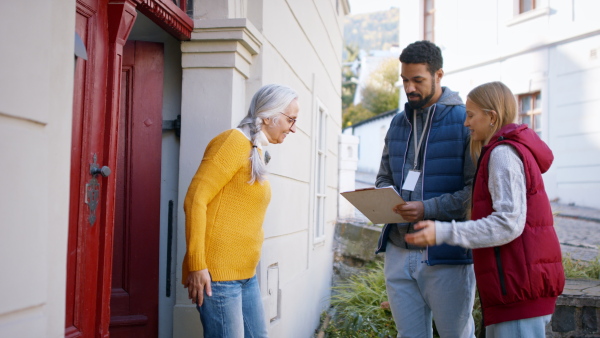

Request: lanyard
left=412, top=105, right=435, bottom=169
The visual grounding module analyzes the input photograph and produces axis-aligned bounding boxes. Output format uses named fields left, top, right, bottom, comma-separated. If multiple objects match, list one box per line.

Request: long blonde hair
left=467, top=81, right=517, bottom=163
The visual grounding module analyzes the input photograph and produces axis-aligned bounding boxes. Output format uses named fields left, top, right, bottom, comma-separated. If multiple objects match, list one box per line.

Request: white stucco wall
left=174, top=0, right=348, bottom=337
left=338, top=134, right=359, bottom=218
left=0, top=1, right=75, bottom=337
left=398, top=0, right=600, bottom=209
left=257, top=4, right=346, bottom=334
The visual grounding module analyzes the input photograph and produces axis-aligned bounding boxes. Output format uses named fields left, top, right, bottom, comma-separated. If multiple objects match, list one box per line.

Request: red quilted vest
left=471, top=123, right=564, bottom=326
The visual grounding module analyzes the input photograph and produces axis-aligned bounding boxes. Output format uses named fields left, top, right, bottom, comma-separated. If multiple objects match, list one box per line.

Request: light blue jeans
left=384, top=242, right=476, bottom=338
left=486, top=315, right=551, bottom=337
left=196, top=275, right=268, bottom=338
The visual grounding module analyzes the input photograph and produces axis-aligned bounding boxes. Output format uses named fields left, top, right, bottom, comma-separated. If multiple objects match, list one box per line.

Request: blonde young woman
left=405, top=81, right=564, bottom=337
left=182, top=84, right=299, bottom=337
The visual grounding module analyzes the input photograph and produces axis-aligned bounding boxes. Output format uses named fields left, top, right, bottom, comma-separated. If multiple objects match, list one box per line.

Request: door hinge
left=162, top=114, right=181, bottom=137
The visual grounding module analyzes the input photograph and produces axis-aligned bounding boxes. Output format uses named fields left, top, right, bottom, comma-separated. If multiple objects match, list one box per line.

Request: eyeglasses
left=280, top=112, right=297, bottom=127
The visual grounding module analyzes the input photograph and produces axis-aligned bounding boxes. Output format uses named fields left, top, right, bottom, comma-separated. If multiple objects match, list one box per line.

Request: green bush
left=562, top=253, right=600, bottom=279
left=325, top=253, right=600, bottom=337
left=327, top=261, right=396, bottom=337
left=326, top=262, right=484, bottom=338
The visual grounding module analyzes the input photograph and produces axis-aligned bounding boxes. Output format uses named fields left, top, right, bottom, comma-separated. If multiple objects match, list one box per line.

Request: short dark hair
left=399, top=40, right=443, bottom=75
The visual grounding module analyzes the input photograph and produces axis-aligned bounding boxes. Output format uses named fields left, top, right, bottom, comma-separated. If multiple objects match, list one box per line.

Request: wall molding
left=134, top=0, right=193, bottom=40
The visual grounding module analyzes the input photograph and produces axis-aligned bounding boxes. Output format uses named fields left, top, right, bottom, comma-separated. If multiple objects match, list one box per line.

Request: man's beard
left=407, top=82, right=437, bottom=109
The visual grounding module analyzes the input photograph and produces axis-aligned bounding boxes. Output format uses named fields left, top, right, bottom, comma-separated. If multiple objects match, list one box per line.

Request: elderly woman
left=182, top=84, right=299, bottom=337
left=406, top=81, right=564, bottom=337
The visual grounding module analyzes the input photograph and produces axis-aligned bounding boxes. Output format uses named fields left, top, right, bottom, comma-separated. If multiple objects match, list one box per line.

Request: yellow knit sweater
left=182, top=129, right=271, bottom=282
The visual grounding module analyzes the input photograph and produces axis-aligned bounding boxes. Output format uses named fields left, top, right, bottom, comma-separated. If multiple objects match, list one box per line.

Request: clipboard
left=340, top=186, right=407, bottom=224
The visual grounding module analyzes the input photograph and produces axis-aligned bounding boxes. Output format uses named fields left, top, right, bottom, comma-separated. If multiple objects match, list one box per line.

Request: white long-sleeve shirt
left=435, top=145, right=527, bottom=249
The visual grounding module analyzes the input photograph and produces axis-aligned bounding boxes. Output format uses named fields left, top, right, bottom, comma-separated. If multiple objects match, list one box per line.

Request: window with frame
left=518, top=92, right=542, bottom=136
left=314, top=106, right=327, bottom=241
left=424, top=0, right=435, bottom=41
left=519, top=0, right=536, bottom=14
left=170, top=0, right=194, bottom=18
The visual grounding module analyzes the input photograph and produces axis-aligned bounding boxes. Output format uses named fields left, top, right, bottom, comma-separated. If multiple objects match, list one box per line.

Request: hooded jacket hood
left=437, top=86, right=463, bottom=106
left=403, top=87, right=464, bottom=121
left=486, top=123, right=553, bottom=173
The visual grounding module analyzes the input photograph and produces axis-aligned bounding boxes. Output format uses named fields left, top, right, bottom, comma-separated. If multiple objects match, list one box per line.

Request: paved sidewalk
left=552, top=202, right=600, bottom=262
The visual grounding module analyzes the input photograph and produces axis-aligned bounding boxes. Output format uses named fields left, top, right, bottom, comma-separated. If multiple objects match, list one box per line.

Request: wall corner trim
left=192, top=18, right=263, bottom=55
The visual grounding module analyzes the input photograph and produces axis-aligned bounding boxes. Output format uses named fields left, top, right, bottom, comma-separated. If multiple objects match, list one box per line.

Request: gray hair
left=237, top=84, right=298, bottom=184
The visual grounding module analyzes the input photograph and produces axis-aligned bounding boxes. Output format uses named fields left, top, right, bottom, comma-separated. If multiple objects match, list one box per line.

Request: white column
left=173, top=18, right=263, bottom=337
left=338, top=134, right=359, bottom=220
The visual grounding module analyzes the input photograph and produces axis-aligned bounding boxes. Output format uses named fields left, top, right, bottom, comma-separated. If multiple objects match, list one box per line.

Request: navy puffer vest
left=385, top=103, right=472, bottom=265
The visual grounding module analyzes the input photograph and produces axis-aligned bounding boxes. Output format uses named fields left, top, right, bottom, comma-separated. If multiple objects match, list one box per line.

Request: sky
left=348, top=0, right=399, bottom=15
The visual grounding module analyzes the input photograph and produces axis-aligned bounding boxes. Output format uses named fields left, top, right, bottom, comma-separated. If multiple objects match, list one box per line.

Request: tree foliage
left=342, top=44, right=360, bottom=111
left=360, top=58, right=399, bottom=115
left=343, top=8, right=399, bottom=59
left=342, top=103, right=374, bottom=128
left=342, top=57, right=399, bottom=128
left=341, top=8, right=400, bottom=129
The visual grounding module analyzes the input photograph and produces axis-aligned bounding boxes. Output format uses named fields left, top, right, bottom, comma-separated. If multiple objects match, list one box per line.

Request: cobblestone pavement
left=552, top=202, right=600, bottom=262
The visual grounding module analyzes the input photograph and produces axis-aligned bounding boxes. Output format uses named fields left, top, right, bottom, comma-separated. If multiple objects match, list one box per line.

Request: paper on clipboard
left=340, top=186, right=407, bottom=224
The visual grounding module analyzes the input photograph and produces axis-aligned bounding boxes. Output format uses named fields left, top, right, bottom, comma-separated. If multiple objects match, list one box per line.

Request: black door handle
left=91, top=166, right=111, bottom=177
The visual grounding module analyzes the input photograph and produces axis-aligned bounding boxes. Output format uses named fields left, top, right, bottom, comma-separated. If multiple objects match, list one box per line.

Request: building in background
left=397, top=0, right=600, bottom=209
left=343, top=109, right=397, bottom=188
left=0, top=0, right=349, bottom=337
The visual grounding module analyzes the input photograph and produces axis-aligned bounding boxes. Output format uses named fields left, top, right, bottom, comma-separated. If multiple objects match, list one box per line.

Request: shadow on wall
left=548, top=39, right=600, bottom=209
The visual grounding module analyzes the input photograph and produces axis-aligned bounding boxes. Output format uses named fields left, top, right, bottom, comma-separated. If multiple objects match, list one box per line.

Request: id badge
left=401, top=170, right=421, bottom=191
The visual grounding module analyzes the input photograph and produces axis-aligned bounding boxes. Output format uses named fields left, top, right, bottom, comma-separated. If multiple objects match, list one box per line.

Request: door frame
left=66, top=1, right=191, bottom=336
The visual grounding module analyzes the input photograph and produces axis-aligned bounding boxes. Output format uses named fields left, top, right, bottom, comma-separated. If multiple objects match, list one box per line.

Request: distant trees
left=342, top=57, right=399, bottom=128
left=360, top=58, right=399, bottom=115
left=341, top=7, right=400, bottom=129
left=343, top=8, right=399, bottom=59
left=342, top=44, right=359, bottom=112
left=342, top=103, right=374, bottom=129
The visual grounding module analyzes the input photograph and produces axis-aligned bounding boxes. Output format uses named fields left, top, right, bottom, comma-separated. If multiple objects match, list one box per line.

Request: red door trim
left=68, top=0, right=188, bottom=336
left=96, top=2, right=138, bottom=336
left=66, top=1, right=109, bottom=336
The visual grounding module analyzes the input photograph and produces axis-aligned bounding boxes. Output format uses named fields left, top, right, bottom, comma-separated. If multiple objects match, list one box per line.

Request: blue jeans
left=486, top=315, right=551, bottom=337
left=196, top=275, right=268, bottom=338
left=384, top=242, right=476, bottom=338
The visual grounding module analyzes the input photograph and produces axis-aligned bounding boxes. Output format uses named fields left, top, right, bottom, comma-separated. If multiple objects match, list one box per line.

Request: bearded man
left=375, top=40, right=476, bottom=338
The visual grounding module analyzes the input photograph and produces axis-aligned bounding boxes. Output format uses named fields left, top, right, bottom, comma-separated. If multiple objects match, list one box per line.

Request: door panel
left=109, top=40, right=164, bottom=338
left=66, top=0, right=109, bottom=337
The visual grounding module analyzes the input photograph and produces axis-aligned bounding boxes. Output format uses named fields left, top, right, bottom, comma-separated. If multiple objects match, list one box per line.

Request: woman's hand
left=404, top=220, right=436, bottom=247
left=185, top=269, right=212, bottom=306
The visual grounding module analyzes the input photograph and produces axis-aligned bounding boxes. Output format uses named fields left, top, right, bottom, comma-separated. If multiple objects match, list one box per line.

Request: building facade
left=0, top=0, right=348, bottom=337
left=342, top=109, right=396, bottom=188
left=398, top=0, right=600, bottom=209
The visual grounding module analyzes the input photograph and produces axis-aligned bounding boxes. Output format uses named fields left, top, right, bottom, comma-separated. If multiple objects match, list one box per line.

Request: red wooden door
left=66, top=0, right=110, bottom=337
left=109, top=40, right=164, bottom=337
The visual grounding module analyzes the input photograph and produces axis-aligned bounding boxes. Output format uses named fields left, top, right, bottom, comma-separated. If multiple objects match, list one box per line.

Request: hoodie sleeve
left=375, top=142, right=394, bottom=188
left=422, top=138, right=474, bottom=221
left=435, top=145, right=527, bottom=248
left=376, top=123, right=396, bottom=187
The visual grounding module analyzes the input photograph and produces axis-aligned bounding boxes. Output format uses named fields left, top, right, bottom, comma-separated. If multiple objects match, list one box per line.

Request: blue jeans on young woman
left=384, top=242, right=476, bottom=338
left=196, top=275, right=268, bottom=338
left=486, top=315, right=551, bottom=337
